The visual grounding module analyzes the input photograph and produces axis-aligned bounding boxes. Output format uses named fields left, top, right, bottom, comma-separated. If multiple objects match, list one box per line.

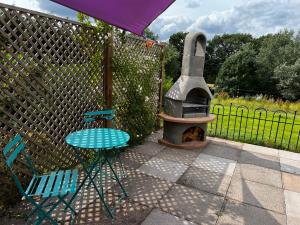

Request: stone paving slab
left=138, top=157, right=188, bottom=182
left=282, top=172, right=300, bottom=193
left=141, top=208, right=197, bottom=225
left=279, top=150, right=300, bottom=161
left=159, top=184, right=224, bottom=225
left=284, top=190, right=300, bottom=225
left=239, top=151, right=280, bottom=171
left=207, top=137, right=244, bottom=149
left=280, top=158, right=300, bottom=175
left=201, top=143, right=241, bottom=161
left=145, top=130, right=163, bottom=143
left=287, top=216, right=300, bottom=225
left=233, top=163, right=282, bottom=188
left=242, top=143, right=279, bottom=157
left=178, top=166, right=232, bottom=196
left=131, top=141, right=165, bottom=156
left=115, top=171, right=173, bottom=208
left=192, top=153, right=237, bottom=176
left=227, top=178, right=285, bottom=214
left=217, top=200, right=286, bottom=225
left=72, top=197, right=152, bottom=225
left=155, top=147, right=200, bottom=165
left=121, top=150, right=152, bottom=169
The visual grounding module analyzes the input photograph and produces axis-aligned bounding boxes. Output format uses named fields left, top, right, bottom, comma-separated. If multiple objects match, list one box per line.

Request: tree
left=275, top=59, right=300, bottom=100
left=144, top=28, right=159, bottom=40
left=164, top=45, right=180, bottom=79
left=204, top=33, right=254, bottom=83
left=255, top=30, right=297, bottom=96
left=216, top=44, right=258, bottom=95
left=169, top=32, right=188, bottom=81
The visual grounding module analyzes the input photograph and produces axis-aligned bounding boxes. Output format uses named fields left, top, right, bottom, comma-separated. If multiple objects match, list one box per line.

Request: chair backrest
left=83, top=109, right=115, bottom=126
left=2, top=134, right=36, bottom=194
left=83, top=109, right=115, bottom=117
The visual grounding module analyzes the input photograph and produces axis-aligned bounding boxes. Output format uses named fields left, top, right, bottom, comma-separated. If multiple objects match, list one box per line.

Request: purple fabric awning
left=51, top=0, right=174, bottom=36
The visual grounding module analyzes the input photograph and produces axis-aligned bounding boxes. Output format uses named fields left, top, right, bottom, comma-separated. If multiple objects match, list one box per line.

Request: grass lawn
left=208, top=103, right=300, bottom=152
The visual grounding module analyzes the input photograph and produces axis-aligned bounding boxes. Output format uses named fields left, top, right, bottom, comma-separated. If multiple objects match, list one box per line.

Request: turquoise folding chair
left=83, top=109, right=115, bottom=128
left=2, top=134, right=78, bottom=225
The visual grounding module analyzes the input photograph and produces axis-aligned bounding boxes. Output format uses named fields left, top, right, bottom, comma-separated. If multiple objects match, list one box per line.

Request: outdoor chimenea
left=159, top=32, right=214, bottom=149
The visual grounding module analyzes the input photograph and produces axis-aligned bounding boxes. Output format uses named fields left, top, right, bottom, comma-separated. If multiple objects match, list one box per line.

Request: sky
left=1, top=0, right=300, bottom=40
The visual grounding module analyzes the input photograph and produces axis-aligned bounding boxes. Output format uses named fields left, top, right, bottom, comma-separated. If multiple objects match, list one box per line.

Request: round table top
left=65, top=128, right=130, bottom=150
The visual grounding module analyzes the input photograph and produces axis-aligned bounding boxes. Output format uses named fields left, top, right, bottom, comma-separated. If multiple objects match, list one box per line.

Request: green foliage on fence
left=77, top=13, right=162, bottom=145
left=113, top=39, right=161, bottom=144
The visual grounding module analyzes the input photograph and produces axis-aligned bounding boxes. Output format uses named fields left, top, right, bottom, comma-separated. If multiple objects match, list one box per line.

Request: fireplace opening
left=182, top=127, right=205, bottom=143
left=183, top=88, right=210, bottom=118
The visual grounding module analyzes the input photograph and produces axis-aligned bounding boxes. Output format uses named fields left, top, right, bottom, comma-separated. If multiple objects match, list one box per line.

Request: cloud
left=151, top=0, right=300, bottom=40
left=1, top=0, right=77, bottom=20
left=186, top=0, right=202, bottom=8
left=0, top=0, right=40, bottom=11
left=38, top=1, right=76, bottom=20
left=150, top=16, right=192, bottom=41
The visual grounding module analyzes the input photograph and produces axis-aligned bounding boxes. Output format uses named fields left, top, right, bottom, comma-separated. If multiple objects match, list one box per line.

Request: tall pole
left=103, top=32, right=113, bottom=128
left=157, top=45, right=165, bottom=128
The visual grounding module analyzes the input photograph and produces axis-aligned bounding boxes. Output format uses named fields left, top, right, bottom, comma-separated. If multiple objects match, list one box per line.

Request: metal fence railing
left=208, top=103, right=300, bottom=152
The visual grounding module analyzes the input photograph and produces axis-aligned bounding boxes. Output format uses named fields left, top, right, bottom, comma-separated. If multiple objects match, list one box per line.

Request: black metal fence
left=208, top=103, right=300, bottom=152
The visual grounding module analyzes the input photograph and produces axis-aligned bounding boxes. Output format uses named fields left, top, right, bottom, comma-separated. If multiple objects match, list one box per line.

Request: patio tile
left=287, top=216, right=300, bottom=225
left=233, top=163, right=282, bottom=188
left=239, top=151, right=280, bottom=170
left=242, top=143, right=279, bottom=157
left=178, top=166, right=232, bottom=196
left=217, top=200, right=286, bottom=225
left=73, top=197, right=152, bottom=225
left=284, top=190, right=300, bottom=224
left=137, top=157, right=188, bottom=182
left=282, top=172, right=300, bottom=192
left=141, top=208, right=197, bottom=225
left=114, top=171, right=173, bottom=207
left=145, top=129, right=163, bottom=143
left=227, top=178, right=285, bottom=214
left=121, top=150, right=152, bottom=169
left=207, top=137, right=244, bottom=149
left=279, top=150, right=300, bottom=161
left=280, top=158, right=300, bottom=175
left=202, top=143, right=242, bottom=161
left=70, top=164, right=133, bottom=212
left=131, top=141, right=165, bottom=156
left=155, top=147, right=200, bottom=165
left=159, top=184, right=223, bottom=225
left=192, top=153, right=237, bottom=176
left=71, top=170, right=116, bottom=212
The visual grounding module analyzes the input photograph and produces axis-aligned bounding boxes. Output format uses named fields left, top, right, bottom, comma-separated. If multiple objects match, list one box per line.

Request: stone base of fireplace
left=158, top=138, right=208, bottom=150
left=158, top=113, right=214, bottom=150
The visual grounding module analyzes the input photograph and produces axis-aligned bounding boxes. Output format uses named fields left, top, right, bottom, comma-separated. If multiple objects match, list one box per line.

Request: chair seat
left=25, top=169, right=78, bottom=198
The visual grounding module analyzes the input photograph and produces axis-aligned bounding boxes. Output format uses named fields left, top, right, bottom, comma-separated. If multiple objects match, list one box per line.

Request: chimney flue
left=181, top=33, right=206, bottom=77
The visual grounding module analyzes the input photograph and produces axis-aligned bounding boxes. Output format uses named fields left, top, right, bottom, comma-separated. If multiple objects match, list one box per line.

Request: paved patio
left=4, top=130, right=300, bottom=225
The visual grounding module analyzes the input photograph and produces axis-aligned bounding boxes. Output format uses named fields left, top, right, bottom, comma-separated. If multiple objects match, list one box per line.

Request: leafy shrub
left=113, top=39, right=160, bottom=145
left=163, top=77, right=174, bottom=96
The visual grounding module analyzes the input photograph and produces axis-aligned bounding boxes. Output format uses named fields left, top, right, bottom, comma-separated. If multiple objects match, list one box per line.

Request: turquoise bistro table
left=65, top=128, right=130, bottom=219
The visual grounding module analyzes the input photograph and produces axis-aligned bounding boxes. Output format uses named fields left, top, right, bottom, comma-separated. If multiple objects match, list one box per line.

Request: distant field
left=208, top=99, right=300, bottom=152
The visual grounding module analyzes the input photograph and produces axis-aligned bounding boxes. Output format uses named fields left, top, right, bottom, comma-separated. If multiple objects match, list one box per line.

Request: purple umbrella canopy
left=51, top=0, right=175, bottom=36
